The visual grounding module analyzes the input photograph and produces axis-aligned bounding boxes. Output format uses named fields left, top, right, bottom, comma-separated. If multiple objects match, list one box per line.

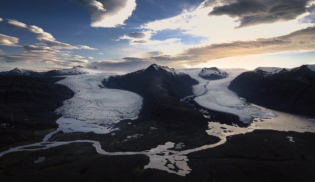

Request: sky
left=1, top=0, right=315, bottom=72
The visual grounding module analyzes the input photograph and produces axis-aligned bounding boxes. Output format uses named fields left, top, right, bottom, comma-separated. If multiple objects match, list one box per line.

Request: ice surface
left=182, top=69, right=277, bottom=124
left=56, top=117, right=115, bottom=134
left=56, top=74, right=143, bottom=125
left=180, top=69, right=209, bottom=96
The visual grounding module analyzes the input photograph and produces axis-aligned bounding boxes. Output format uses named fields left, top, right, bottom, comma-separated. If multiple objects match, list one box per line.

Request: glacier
left=56, top=73, right=143, bottom=125
left=182, top=69, right=277, bottom=124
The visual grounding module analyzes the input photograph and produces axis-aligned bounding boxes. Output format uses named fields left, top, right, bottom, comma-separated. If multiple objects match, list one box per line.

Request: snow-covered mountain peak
left=59, top=66, right=89, bottom=75
left=146, top=64, right=179, bottom=75
left=198, top=67, right=228, bottom=80
left=254, top=67, right=288, bottom=75
left=7, top=67, right=41, bottom=76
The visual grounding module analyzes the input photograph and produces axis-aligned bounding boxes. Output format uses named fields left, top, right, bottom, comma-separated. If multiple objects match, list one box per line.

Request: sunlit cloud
left=7, top=19, right=96, bottom=50
left=7, top=19, right=28, bottom=28
left=0, top=18, right=3, bottom=22
left=141, top=4, right=314, bottom=45
left=0, top=34, right=20, bottom=47
left=75, top=0, right=136, bottom=28
left=38, top=39, right=97, bottom=50
left=151, top=26, right=315, bottom=66
left=117, top=31, right=152, bottom=44
left=68, top=59, right=89, bottom=64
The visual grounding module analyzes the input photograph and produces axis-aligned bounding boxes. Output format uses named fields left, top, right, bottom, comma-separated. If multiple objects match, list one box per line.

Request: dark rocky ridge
left=229, top=65, right=315, bottom=117
left=103, top=64, right=208, bottom=131
left=0, top=76, right=73, bottom=152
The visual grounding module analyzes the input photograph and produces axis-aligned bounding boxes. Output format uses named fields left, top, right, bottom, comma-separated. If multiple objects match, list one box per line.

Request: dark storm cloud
left=209, top=0, right=312, bottom=27
left=126, top=32, right=146, bottom=39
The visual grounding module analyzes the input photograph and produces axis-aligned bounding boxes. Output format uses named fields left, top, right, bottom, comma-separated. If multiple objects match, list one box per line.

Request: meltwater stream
left=1, top=71, right=315, bottom=176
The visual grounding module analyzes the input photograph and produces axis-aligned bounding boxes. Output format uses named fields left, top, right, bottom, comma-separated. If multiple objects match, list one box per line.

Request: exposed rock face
left=103, top=64, right=207, bottom=130
left=198, top=67, right=228, bottom=80
left=229, top=65, right=315, bottom=117
left=0, top=76, right=73, bottom=152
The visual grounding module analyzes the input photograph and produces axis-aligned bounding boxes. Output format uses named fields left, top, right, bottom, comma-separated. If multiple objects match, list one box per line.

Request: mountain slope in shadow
left=103, top=64, right=208, bottom=130
left=229, top=65, right=315, bottom=117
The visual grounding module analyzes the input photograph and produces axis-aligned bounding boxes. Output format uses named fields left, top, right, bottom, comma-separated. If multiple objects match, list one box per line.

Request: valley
left=0, top=64, right=315, bottom=181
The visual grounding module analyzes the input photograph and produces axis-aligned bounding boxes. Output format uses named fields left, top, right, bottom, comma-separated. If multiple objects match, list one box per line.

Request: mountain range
left=0, top=66, right=89, bottom=77
left=229, top=64, right=315, bottom=117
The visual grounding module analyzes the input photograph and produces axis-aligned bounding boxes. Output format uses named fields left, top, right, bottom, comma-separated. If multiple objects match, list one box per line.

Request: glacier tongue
left=182, top=69, right=277, bottom=124
left=56, top=74, right=143, bottom=125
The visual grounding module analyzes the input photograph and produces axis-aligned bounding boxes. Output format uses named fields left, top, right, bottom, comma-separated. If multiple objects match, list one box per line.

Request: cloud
left=6, top=19, right=96, bottom=50
left=68, top=59, right=89, bottom=64
left=28, top=25, right=55, bottom=40
left=23, top=45, right=53, bottom=51
left=153, top=26, right=315, bottom=65
left=209, top=0, right=314, bottom=28
left=75, top=0, right=136, bottom=28
left=140, top=2, right=313, bottom=46
left=0, top=18, right=3, bottom=22
left=301, top=4, right=315, bottom=23
left=38, top=39, right=96, bottom=50
left=117, top=31, right=152, bottom=44
left=7, top=19, right=28, bottom=28
left=126, top=32, right=146, bottom=39
left=0, top=34, right=20, bottom=47
left=0, top=44, right=91, bottom=68
left=88, top=58, right=152, bottom=72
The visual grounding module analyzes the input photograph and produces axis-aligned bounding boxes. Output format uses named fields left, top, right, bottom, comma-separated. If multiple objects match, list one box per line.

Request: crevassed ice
left=56, top=74, right=143, bottom=125
left=182, top=69, right=277, bottom=124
